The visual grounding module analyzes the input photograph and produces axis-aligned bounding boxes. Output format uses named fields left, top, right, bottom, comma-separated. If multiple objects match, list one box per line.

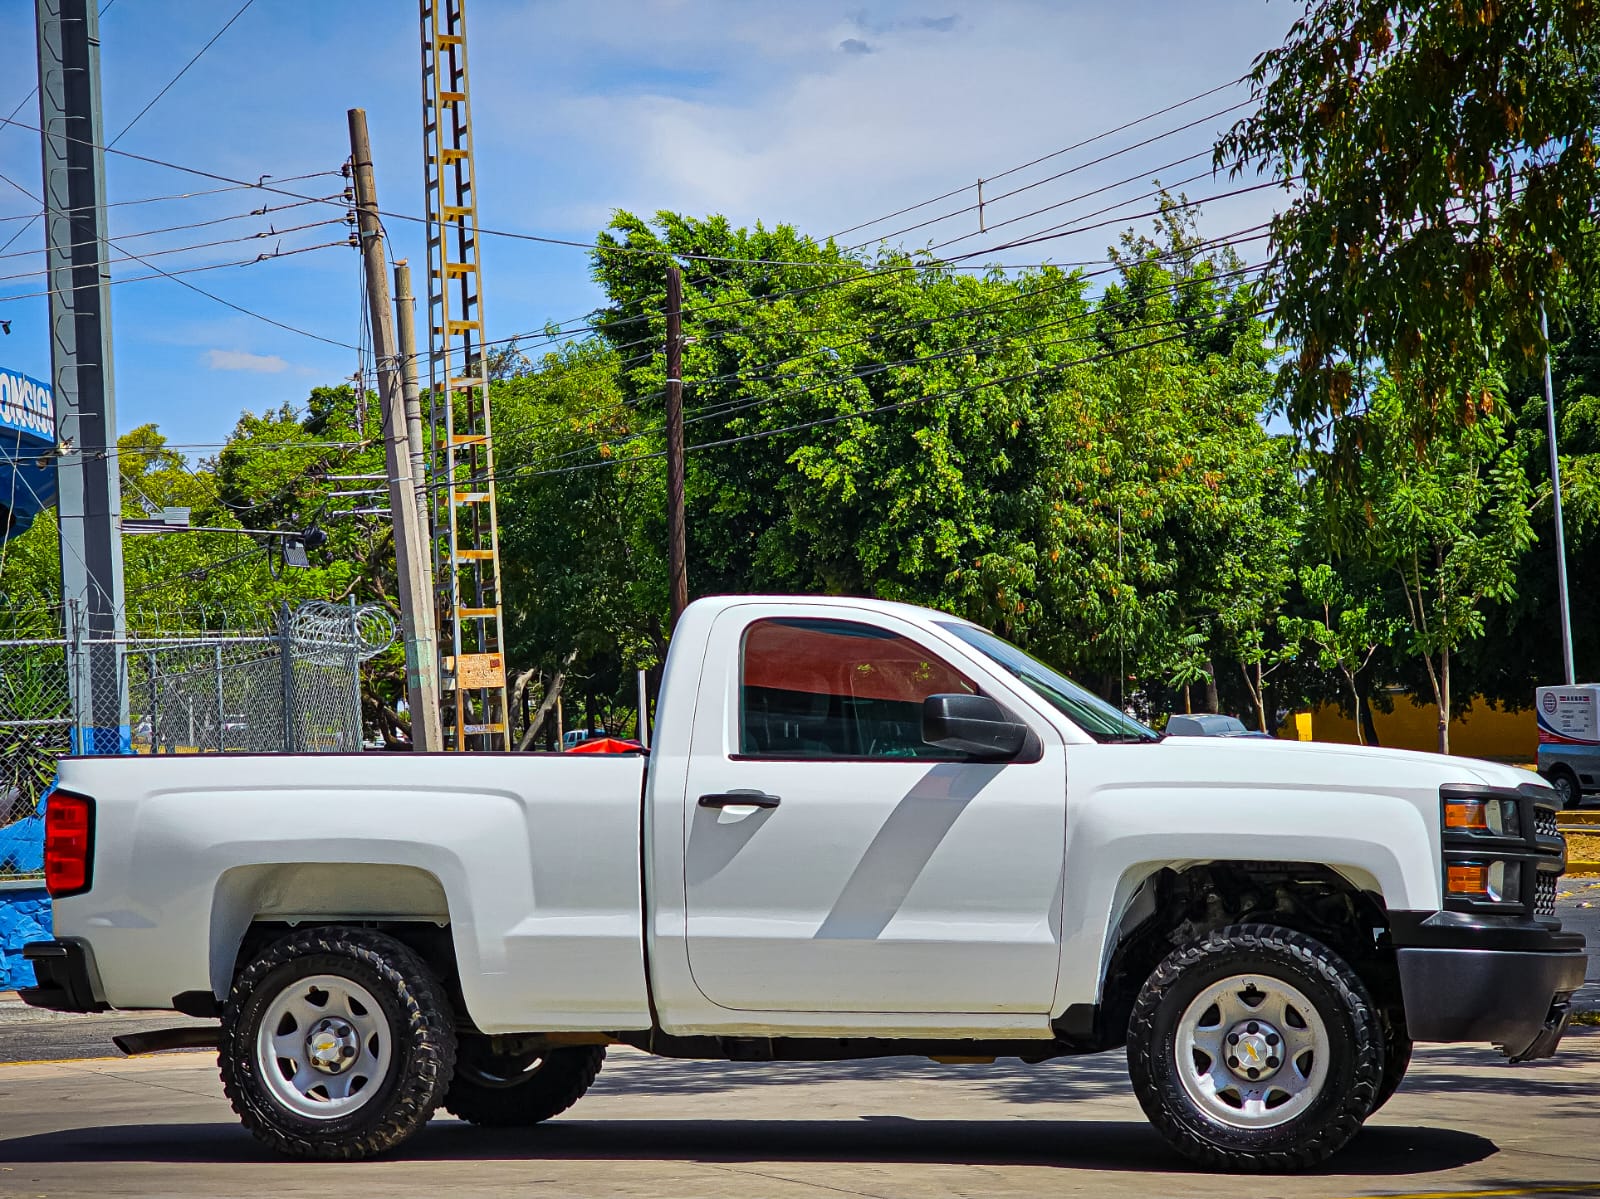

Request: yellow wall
left=1281, top=697, right=1535, bottom=761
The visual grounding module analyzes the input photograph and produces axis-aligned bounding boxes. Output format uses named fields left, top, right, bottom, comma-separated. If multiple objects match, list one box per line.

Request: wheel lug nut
left=1246, top=1022, right=1259, bottom=1034
left=1267, top=1056, right=1279, bottom=1068
left=1266, top=1033, right=1279, bottom=1046
left=1228, top=1056, right=1239, bottom=1069
left=1247, top=1067, right=1259, bottom=1079
left=1228, top=1033, right=1239, bottom=1044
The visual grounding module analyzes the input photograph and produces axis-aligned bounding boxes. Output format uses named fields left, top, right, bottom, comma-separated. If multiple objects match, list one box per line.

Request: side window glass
left=739, top=618, right=979, bottom=759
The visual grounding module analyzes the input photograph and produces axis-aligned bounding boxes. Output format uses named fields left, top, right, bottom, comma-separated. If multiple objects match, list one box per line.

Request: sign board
left=1536, top=685, right=1600, bottom=746
left=0, top=368, right=54, bottom=442
left=0, top=367, right=59, bottom=537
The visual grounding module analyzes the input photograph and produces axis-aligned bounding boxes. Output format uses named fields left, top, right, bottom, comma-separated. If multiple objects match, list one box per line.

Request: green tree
left=1217, top=1, right=1600, bottom=437
left=1320, top=381, right=1533, bottom=751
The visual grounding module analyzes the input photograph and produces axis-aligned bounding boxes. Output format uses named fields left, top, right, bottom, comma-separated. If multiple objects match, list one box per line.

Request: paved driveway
left=0, top=1031, right=1595, bottom=1198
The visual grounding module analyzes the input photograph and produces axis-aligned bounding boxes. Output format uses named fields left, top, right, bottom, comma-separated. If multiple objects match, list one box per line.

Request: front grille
left=1536, top=871, right=1558, bottom=917
left=1536, top=808, right=1561, bottom=842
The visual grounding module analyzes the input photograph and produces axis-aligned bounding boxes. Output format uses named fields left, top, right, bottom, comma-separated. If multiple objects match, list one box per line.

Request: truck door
left=680, top=608, right=1067, bottom=1015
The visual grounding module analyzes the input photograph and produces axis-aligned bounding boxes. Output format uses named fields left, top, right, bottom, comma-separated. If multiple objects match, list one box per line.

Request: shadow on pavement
left=0, top=1118, right=1496, bottom=1177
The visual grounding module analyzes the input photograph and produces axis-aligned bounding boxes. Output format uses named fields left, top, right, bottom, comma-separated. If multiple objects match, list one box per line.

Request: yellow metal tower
left=420, top=0, right=509, bottom=750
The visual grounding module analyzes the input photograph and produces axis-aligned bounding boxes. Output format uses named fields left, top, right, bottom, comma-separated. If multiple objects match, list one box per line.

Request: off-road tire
left=1368, top=1015, right=1412, bottom=1115
left=220, top=926, right=458, bottom=1160
left=1126, top=923, right=1382, bottom=1172
left=444, top=1041, right=605, bottom=1126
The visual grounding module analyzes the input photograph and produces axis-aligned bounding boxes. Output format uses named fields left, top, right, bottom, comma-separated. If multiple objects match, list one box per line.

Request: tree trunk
left=1439, top=643, right=1451, bottom=755
left=1183, top=684, right=1192, bottom=715
left=1204, top=659, right=1220, bottom=714
left=1343, top=669, right=1366, bottom=746
left=1240, top=662, right=1262, bottom=732
left=516, top=650, right=578, bottom=751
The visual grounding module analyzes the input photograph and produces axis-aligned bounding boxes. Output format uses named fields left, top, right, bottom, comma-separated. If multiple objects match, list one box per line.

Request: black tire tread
left=1369, top=1015, right=1412, bottom=1115
left=444, top=1044, right=605, bottom=1127
left=219, top=926, right=458, bottom=1160
left=1126, top=922, right=1381, bottom=1172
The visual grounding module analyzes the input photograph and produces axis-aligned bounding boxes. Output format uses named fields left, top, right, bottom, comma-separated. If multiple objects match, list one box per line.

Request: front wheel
left=219, top=927, right=458, bottom=1160
left=1126, top=924, right=1382, bottom=1172
left=1545, top=767, right=1582, bottom=811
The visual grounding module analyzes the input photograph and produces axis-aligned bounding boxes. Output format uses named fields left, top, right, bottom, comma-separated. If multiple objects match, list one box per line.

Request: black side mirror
left=922, top=693, right=1028, bottom=761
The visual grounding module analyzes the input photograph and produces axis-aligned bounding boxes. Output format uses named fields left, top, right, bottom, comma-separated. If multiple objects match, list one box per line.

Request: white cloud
left=205, top=349, right=290, bottom=374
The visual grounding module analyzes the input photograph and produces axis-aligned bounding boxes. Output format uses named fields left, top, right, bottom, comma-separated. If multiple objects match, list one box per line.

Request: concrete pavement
left=0, top=885, right=1591, bottom=1197
left=0, top=1034, right=1596, bottom=1198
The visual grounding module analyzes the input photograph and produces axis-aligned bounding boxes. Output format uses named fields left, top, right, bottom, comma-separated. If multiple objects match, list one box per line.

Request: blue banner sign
left=0, top=366, right=59, bottom=537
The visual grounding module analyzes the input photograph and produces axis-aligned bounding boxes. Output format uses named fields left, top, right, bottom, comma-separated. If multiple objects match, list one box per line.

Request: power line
left=477, top=309, right=1276, bottom=491
left=827, top=75, right=1247, bottom=241
left=0, top=193, right=344, bottom=265
left=459, top=223, right=1276, bottom=450
left=526, top=276, right=1272, bottom=474
left=848, top=102, right=1252, bottom=250
left=0, top=217, right=349, bottom=286
left=0, top=170, right=345, bottom=225
left=0, top=238, right=353, bottom=306
left=106, top=0, right=256, bottom=149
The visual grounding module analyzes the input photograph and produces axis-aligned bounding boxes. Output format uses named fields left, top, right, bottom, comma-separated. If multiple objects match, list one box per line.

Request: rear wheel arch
left=211, top=863, right=456, bottom=1004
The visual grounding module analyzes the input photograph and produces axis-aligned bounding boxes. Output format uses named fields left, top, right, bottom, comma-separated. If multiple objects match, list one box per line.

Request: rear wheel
left=1126, top=923, right=1382, bottom=1172
left=443, top=1039, right=605, bottom=1126
left=220, top=927, right=457, bottom=1160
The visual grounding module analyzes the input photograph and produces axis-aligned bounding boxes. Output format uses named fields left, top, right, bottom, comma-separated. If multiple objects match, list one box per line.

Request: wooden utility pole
left=348, top=108, right=443, bottom=752
left=392, top=259, right=434, bottom=603
left=665, top=264, right=688, bottom=630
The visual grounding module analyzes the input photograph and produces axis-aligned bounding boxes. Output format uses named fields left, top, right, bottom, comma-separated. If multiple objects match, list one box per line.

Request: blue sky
left=0, top=0, right=1295, bottom=454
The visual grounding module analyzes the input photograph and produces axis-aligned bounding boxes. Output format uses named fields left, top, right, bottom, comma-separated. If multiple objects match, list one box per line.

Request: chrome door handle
left=697, top=790, right=781, bottom=809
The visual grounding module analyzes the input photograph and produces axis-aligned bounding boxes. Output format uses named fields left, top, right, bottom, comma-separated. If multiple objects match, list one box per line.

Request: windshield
left=937, top=622, right=1161, bottom=743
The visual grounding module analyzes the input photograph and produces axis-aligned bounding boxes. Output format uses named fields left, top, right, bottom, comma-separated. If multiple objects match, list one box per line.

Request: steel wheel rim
left=458, top=1049, right=548, bottom=1090
left=255, top=973, right=392, bottom=1120
left=1174, top=972, right=1331, bottom=1130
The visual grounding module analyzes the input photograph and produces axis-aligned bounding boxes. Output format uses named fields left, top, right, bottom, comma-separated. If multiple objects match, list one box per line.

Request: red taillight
left=43, top=791, right=93, bottom=898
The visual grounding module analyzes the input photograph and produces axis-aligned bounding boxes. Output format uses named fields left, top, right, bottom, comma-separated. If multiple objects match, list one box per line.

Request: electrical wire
left=0, top=238, right=352, bottom=305
left=0, top=216, right=349, bottom=287
left=847, top=101, right=1253, bottom=249
left=474, top=308, right=1277, bottom=491
left=0, top=194, right=343, bottom=265
left=0, top=170, right=345, bottom=225
left=512, top=278, right=1272, bottom=475
left=106, top=0, right=256, bottom=149
left=827, top=75, right=1246, bottom=240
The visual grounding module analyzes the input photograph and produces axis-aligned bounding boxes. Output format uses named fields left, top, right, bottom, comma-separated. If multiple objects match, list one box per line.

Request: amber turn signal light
left=1446, top=864, right=1490, bottom=897
left=1444, top=800, right=1488, bottom=830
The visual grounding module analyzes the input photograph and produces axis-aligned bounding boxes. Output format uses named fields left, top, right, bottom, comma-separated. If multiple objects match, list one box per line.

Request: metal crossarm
left=420, top=0, right=509, bottom=750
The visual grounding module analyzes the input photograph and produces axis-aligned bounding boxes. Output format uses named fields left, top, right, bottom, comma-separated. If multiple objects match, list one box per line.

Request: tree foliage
left=1219, top=0, right=1600, bottom=437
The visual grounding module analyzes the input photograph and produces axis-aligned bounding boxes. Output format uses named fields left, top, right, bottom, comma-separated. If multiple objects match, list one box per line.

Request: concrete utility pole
left=1542, top=303, right=1576, bottom=685
left=665, top=264, right=688, bottom=631
left=348, top=108, right=443, bottom=752
left=392, top=259, right=434, bottom=603
left=37, top=0, right=128, bottom=753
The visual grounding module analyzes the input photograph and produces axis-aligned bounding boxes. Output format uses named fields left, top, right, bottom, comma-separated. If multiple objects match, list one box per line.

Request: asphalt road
left=0, top=883, right=1593, bottom=1198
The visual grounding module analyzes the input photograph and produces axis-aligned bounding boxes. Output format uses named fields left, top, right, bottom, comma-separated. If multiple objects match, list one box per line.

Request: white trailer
left=1536, top=684, right=1600, bottom=808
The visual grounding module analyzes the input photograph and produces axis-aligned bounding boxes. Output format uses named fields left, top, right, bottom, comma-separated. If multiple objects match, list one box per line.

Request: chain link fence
left=0, top=600, right=394, bottom=882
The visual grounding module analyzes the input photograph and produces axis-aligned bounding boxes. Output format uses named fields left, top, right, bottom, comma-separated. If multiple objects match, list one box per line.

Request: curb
left=1559, top=811, right=1600, bottom=876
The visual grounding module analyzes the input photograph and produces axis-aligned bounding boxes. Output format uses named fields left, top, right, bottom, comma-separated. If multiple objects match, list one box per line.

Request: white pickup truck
left=23, top=595, right=1586, bottom=1171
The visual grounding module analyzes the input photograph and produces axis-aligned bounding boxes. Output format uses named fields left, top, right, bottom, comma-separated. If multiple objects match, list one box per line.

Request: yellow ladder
left=421, top=0, right=509, bottom=750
